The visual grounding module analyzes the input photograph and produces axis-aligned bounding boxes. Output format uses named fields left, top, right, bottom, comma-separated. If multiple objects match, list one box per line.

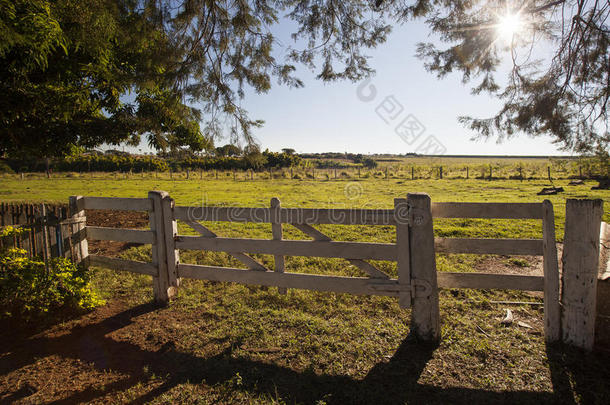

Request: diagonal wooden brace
left=291, top=223, right=390, bottom=279
left=183, top=220, right=269, bottom=271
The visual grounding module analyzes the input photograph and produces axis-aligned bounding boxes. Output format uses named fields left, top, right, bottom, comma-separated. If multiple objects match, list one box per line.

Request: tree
left=216, top=144, right=242, bottom=157
left=363, top=157, right=378, bottom=169
left=406, top=0, right=609, bottom=152
left=0, top=1, right=213, bottom=158
left=282, top=148, right=296, bottom=155
left=136, top=0, right=608, bottom=153
left=2, top=1, right=607, bottom=156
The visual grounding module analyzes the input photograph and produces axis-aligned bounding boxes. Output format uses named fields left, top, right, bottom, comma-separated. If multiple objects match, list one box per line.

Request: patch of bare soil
left=473, top=244, right=563, bottom=278
left=0, top=301, right=165, bottom=404
left=85, top=210, right=149, bottom=257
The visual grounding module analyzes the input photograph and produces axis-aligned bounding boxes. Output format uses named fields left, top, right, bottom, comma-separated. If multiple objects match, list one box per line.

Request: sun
left=497, top=13, right=522, bottom=40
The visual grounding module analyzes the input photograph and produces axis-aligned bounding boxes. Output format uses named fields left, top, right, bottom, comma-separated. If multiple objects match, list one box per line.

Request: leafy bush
left=362, top=158, right=378, bottom=169
left=0, top=227, right=104, bottom=320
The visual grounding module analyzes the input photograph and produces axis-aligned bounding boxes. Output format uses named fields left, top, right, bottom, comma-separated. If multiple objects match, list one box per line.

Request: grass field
left=1, top=175, right=610, bottom=403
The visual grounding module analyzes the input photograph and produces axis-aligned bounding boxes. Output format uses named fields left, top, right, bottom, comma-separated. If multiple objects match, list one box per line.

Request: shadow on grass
left=0, top=304, right=608, bottom=404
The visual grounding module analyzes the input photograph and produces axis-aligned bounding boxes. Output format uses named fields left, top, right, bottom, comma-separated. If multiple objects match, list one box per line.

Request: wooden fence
left=63, top=192, right=608, bottom=349
left=0, top=202, right=86, bottom=264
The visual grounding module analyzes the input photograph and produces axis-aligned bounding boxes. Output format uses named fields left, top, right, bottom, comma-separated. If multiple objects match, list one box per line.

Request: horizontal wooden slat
left=88, top=255, right=158, bottom=276
left=431, top=202, right=543, bottom=219
left=86, top=226, right=155, bottom=244
left=178, top=264, right=403, bottom=296
left=175, top=206, right=396, bottom=225
left=435, top=238, right=543, bottom=256
left=176, top=236, right=397, bottom=261
left=82, top=197, right=152, bottom=211
left=437, top=272, right=544, bottom=291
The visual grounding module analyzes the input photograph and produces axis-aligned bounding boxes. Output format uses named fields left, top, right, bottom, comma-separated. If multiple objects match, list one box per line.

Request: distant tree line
left=1, top=149, right=304, bottom=173
left=300, top=153, right=378, bottom=169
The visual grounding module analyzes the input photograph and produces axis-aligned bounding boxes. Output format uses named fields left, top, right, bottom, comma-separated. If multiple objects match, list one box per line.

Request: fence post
left=68, top=196, right=88, bottom=266
left=394, top=198, right=411, bottom=308
left=542, top=200, right=560, bottom=342
left=271, top=198, right=287, bottom=294
left=161, top=194, right=180, bottom=293
left=148, top=191, right=172, bottom=304
left=407, top=193, right=440, bottom=343
left=561, top=199, right=604, bottom=350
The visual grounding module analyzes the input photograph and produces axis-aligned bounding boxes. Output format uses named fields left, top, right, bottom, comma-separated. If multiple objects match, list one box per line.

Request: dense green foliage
left=0, top=227, right=104, bottom=320
left=3, top=149, right=303, bottom=172
left=0, top=0, right=210, bottom=158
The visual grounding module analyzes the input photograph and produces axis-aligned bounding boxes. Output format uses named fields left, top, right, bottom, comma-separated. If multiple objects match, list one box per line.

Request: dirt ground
left=85, top=210, right=149, bottom=257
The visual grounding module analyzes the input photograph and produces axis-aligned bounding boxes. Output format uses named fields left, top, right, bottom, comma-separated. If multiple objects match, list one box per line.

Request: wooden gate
left=72, top=191, right=570, bottom=344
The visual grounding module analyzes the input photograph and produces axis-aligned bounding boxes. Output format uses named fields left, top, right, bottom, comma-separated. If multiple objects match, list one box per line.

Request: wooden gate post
left=162, top=194, right=180, bottom=293
left=407, top=193, right=440, bottom=343
left=561, top=198, right=604, bottom=350
left=542, top=200, right=560, bottom=342
left=149, top=191, right=172, bottom=304
left=68, top=196, right=88, bottom=266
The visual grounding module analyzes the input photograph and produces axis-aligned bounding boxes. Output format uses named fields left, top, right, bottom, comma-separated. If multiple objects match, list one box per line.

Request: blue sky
left=238, top=17, right=569, bottom=156
left=121, top=16, right=570, bottom=156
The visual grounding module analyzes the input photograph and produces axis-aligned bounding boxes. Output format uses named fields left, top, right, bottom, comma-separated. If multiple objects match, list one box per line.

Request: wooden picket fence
left=0, top=202, right=86, bottom=264
left=63, top=191, right=609, bottom=350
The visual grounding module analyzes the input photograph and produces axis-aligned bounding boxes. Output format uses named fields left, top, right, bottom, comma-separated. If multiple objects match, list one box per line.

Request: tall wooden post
left=271, top=198, right=286, bottom=294
left=407, top=193, right=440, bottom=342
left=561, top=199, right=604, bottom=350
left=542, top=200, right=560, bottom=342
left=439, top=167, right=443, bottom=179
left=411, top=166, right=414, bottom=180
left=149, top=191, right=171, bottom=304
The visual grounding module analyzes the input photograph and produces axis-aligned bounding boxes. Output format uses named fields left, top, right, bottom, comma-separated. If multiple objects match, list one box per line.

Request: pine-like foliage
left=0, top=1, right=607, bottom=156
